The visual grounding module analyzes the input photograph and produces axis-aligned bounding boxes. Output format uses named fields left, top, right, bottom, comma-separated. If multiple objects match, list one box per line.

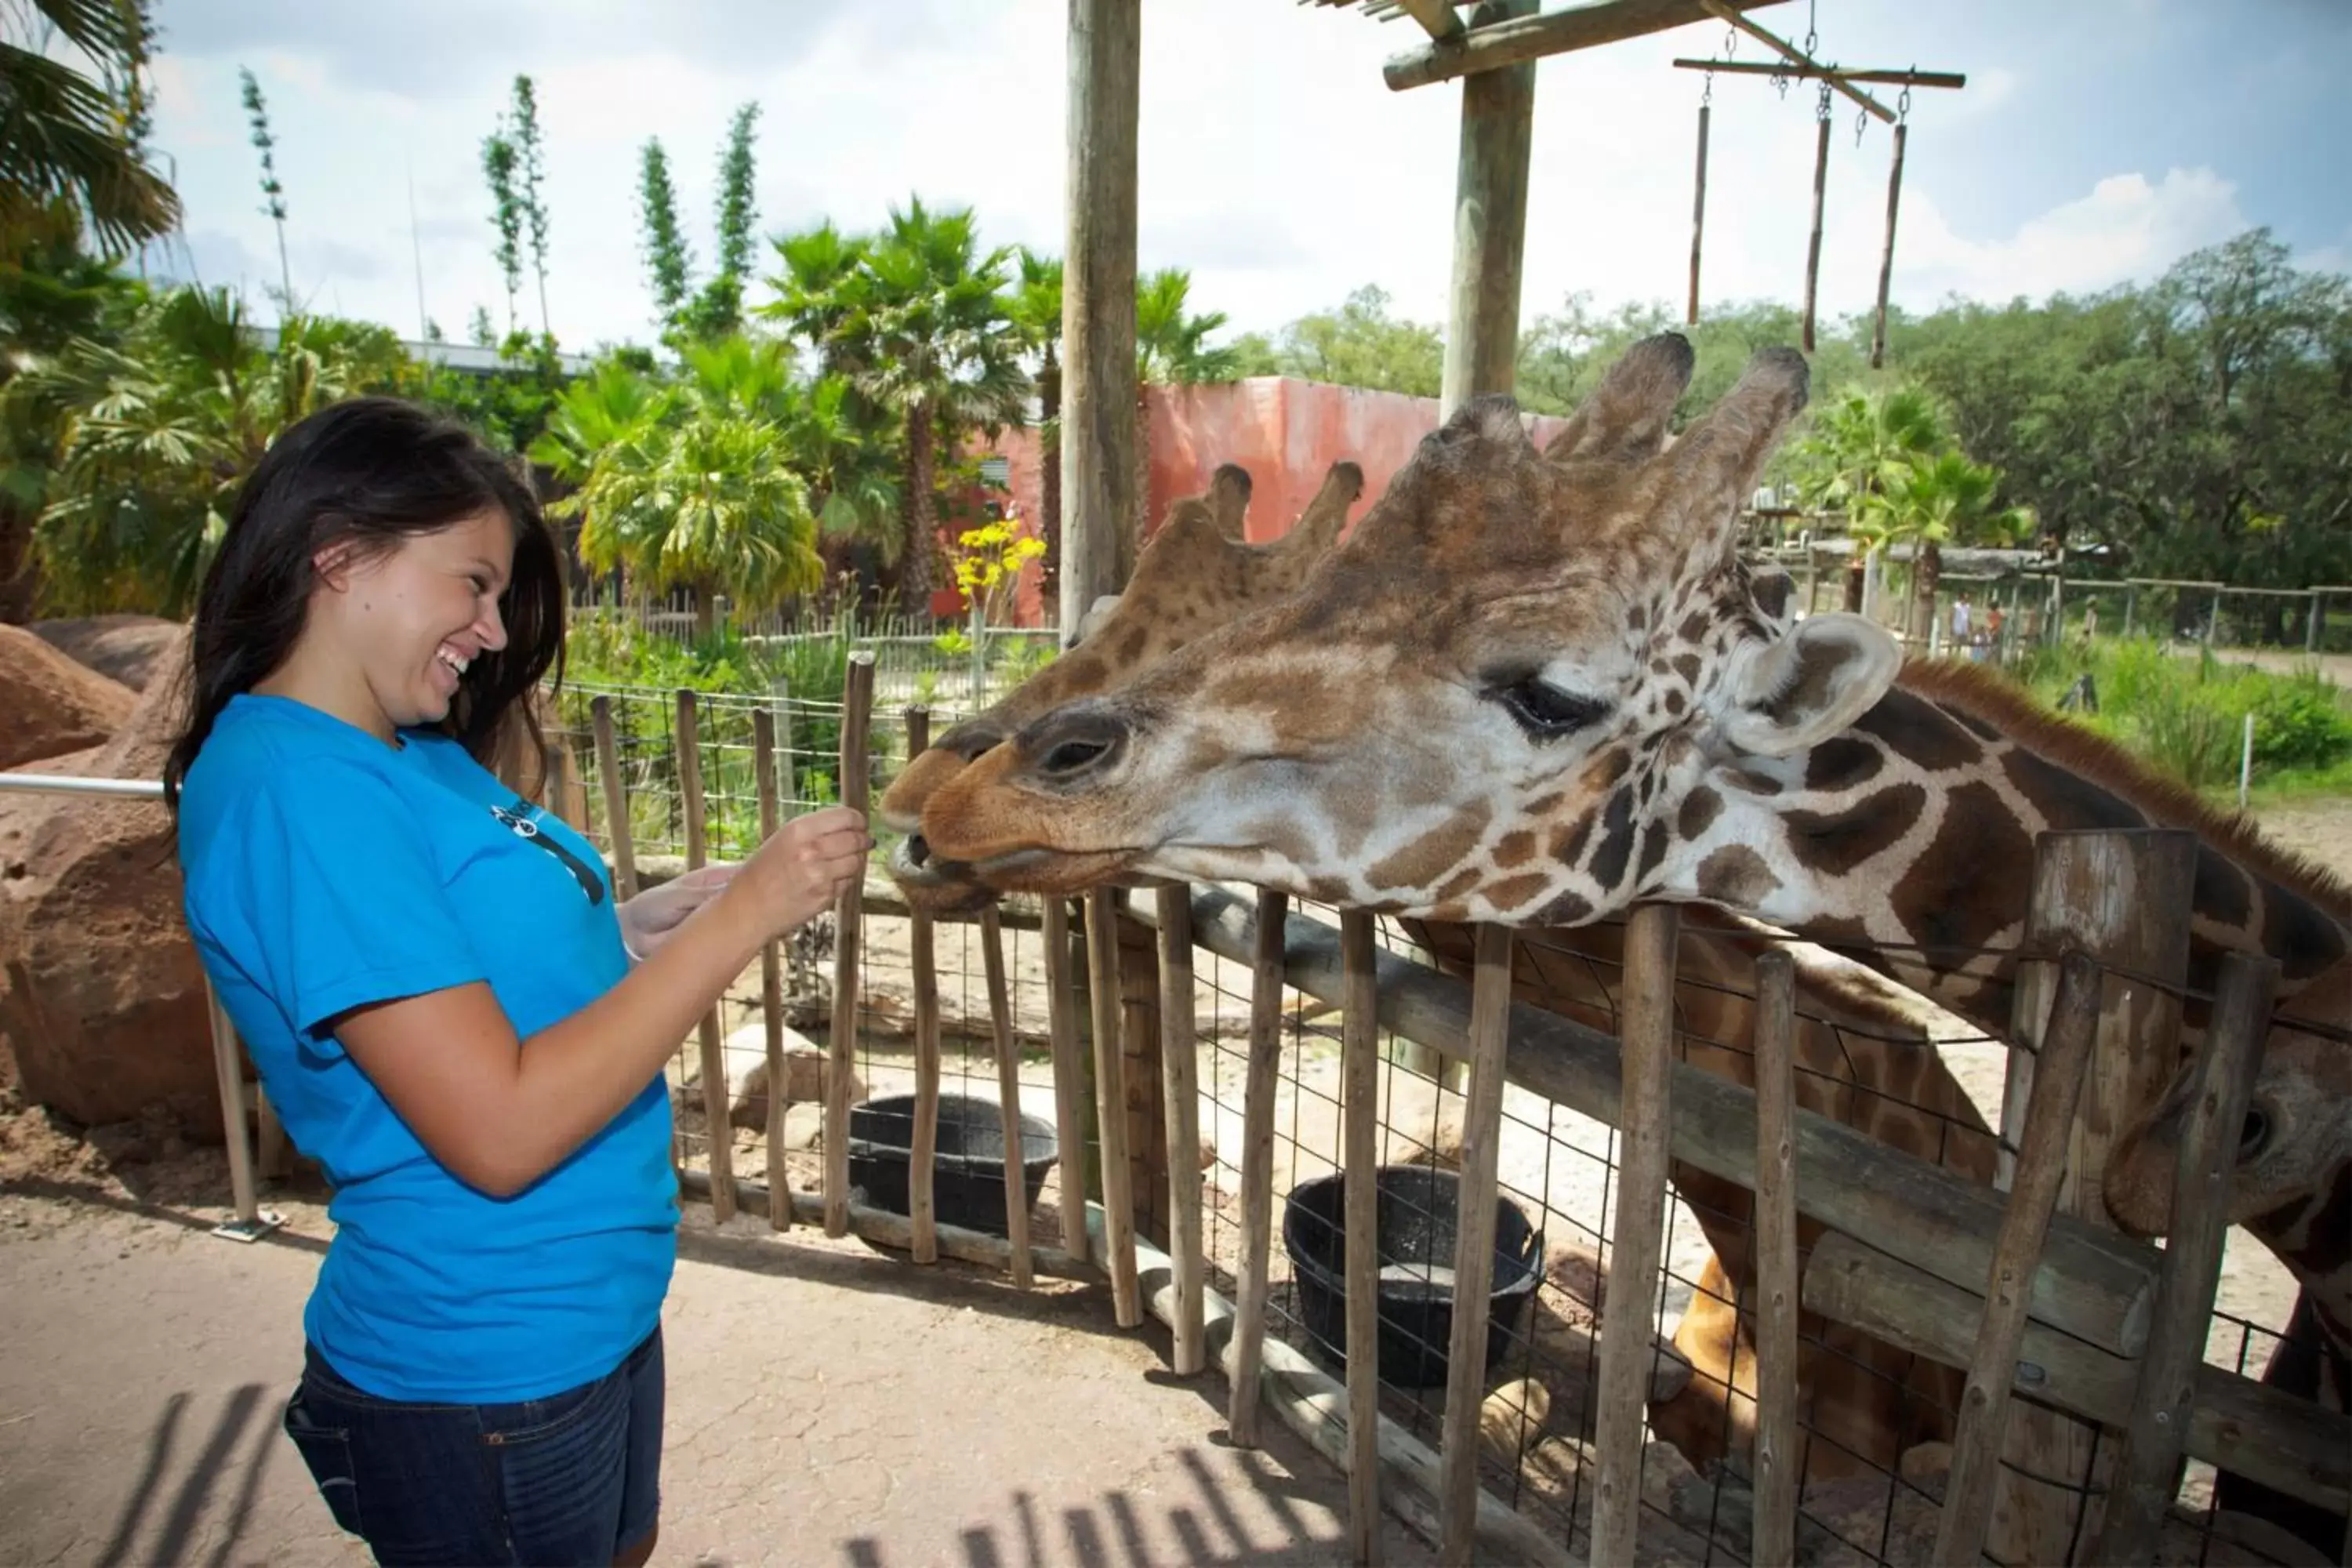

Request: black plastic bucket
left=1282, top=1164, right=1544, bottom=1389
left=847, top=1092, right=1058, bottom=1238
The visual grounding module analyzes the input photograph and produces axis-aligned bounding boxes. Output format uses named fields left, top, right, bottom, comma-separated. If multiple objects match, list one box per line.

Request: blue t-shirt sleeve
left=209, top=756, right=490, bottom=1047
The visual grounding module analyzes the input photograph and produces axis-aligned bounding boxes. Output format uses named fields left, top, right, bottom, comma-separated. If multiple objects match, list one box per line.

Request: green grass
left=2005, top=636, right=2352, bottom=803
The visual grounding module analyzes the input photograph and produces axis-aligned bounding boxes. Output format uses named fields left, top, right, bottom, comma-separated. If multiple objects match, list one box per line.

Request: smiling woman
left=159, top=396, right=871, bottom=1566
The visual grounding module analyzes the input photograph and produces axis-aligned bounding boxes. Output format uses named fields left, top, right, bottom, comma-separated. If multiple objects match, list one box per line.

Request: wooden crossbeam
left=1384, top=0, right=1788, bottom=90
left=1697, top=0, right=1893, bottom=122
left=1393, top=0, right=1465, bottom=42
left=1672, top=58, right=1967, bottom=89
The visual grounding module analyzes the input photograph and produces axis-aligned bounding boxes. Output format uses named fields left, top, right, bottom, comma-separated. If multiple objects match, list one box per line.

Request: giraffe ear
left=1712, top=613, right=1900, bottom=757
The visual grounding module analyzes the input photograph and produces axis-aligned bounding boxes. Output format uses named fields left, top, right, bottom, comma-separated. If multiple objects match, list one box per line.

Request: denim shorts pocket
left=281, top=1389, right=365, bottom=1537
left=481, top=1370, right=611, bottom=1448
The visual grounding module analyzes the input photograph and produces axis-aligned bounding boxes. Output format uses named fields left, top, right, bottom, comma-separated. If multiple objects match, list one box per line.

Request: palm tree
left=833, top=196, right=1029, bottom=615
left=1865, top=449, right=2032, bottom=638
left=9, top=284, right=409, bottom=614
left=2, top=0, right=180, bottom=256
left=541, top=336, right=826, bottom=635
left=1789, top=383, right=1950, bottom=619
left=1005, top=247, right=1062, bottom=599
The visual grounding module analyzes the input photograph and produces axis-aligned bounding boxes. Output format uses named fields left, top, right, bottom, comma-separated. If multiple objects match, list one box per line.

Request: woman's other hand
left=615, top=863, right=739, bottom=961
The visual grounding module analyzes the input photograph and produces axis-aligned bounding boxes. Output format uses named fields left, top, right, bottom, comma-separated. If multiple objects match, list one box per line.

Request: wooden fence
left=503, top=653, right=2344, bottom=1567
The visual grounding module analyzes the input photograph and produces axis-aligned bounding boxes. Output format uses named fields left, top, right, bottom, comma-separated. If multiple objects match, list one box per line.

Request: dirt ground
left=2, top=796, right=2344, bottom=1566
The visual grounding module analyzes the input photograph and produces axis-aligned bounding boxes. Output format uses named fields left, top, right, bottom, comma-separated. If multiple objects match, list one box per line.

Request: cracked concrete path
left=0, top=1186, right=1435, bottom=1567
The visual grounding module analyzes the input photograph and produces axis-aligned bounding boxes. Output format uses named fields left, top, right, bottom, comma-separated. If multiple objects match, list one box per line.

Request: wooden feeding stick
left=1226, top=887, right=1291, bottom=1447
left=753, top=708, right=790, bottom=1232
left=677, top=688, right=737, bottom=1225
left=977, top=906, right=1035, bottom=1289
left=905, top=707, right=942, bottom=1265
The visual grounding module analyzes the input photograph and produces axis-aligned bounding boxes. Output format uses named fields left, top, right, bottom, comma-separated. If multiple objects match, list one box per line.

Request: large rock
left=0, top=629, right=218, bottom=1134
left=29, top=613, right=186, bottom=692
left=0, top=622, right=134, bottom=771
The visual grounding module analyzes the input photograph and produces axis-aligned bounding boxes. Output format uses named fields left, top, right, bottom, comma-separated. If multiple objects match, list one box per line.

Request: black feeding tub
left=1282, top=1164, right=1544, bottom=1390
left=847, top=1092, right=1059, bottom=1238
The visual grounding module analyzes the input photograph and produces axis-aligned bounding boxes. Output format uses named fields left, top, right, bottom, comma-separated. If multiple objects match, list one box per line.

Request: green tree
left=237, top=67, right=292, bottom=306
left=9, top=283, right=412, bottom=614
left=635, top=138, right=691, bottom=339
left=1250, top=285, right=1442, bottom=397
left=2, top=0, right=180, bottom=257
left=1004, top=246, right=1062, bottom=597
left=681, top=103, right=760, bottom=341
left=507, top=74, right=551, bottom=337
left=481, top=129, right=522, bottom=335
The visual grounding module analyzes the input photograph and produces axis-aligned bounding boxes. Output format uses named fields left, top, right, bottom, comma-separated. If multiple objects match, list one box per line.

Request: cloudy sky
left=120, top=0, right=2352, bottom=354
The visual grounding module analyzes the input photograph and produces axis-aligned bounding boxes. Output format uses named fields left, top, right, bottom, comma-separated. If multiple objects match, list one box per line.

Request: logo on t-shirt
left=490, top=800, right=608, bottom=906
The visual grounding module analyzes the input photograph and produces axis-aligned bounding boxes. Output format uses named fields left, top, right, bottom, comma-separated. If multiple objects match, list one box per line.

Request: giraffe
left=909, top=332, right=2352, bottom=1552
left=880, top=434, right=2013, bottom=1493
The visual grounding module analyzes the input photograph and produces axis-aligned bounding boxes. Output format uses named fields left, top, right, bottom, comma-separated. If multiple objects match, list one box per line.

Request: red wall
left=966, top=377, right=1574, bottom=626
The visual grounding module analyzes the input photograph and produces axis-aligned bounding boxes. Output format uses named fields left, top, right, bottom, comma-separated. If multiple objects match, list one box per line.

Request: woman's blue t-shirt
left=176, top=692, right=677, bottom=1404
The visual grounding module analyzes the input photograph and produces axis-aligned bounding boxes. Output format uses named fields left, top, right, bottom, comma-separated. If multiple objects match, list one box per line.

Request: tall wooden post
left=1438, top=0, right=1537, bottom=422
left=1059, top=0, right=1142, bottom=632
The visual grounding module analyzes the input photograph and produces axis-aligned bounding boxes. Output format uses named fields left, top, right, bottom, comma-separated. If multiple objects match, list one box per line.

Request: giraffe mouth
left=967, top=845, right=1149, bottom=893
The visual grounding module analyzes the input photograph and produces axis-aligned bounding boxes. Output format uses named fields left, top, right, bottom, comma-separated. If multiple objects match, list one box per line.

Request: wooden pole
left=1339, top=908, right=1383, bottom=1567
left=1154, top=883, right=1206, bottom=1374
left=1751, top=949, right=1801, bottom=1568
left=1227, top=887, right=1290, bottom=1448
left=1084, top=888, right=1142, bottom=1326
left=1060, top=0, right=1142, bottom=626
left=1043, top=895, right=1091, bottom=1265
left=1438, top=0, right=1536, bottom=422
left=2088, top=950, right=2281, bottom=1565
left=1437, top=922, right=1514, bottom=1566
left=753, top=708, right=789, bottom=1232
left=1385, top=0, right=1791, bottom=91
left=1670, top=59, right=1968, bottom=89
left=1991, top=828, right=2196, bottom=1563
left=1117, top=909, right=1167, bottom=1250
left=1686, top=99, right=1710, bottom=327
left=905, top=708, right=941, bottom=1265
left=1697, top=0, right=1896, bottom=122
left=590, top=695, right=639, bottom=901
left=978, top=906, right=1034, bottom=1289
left=1801, top=105, right=1830, bottom=355
left=677, top=688, right=736, bottom=1225
left=1933, top=947, right=2103, bottom=1568
left=1591, top=900, right=1681, bottom=1567
left=824, top=652, right=875, bottom=1238
left=1869, top=121, right=1908, bottom=370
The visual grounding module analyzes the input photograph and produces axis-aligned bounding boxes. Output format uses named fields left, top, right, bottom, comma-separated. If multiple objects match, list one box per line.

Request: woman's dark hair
left=162, top=396, right=566, bottom=808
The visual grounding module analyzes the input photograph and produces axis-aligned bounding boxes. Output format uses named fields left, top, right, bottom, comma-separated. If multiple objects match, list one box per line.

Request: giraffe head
left=916, top=334, right=1903, bottom=926
left=877, top=458, right=1363, bottom=913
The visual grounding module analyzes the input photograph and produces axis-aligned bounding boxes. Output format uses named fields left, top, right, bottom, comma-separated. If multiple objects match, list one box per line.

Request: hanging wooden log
left=1802, top=107, right=1831, bottom=354
left=1869, top=122, right=1908, bottom=369
left=823, top=652, right=875, bottom=1238
left=906, top=708, right=941, bottom=1265
left=1686, top=100, right=1711, bottom=327
left=753, top=708, right=789, bottom=1232
left=1226, top=887, right=1290, bottom=1448
left=978, top=906, right=1034, bottom=1289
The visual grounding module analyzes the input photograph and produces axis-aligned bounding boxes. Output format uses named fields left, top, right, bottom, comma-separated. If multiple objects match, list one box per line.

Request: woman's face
left=318, top=506, right=514, bottom=734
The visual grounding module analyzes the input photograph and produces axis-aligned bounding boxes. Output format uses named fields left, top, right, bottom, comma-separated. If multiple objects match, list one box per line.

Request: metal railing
left=0, top=771, right=284, bottom=1243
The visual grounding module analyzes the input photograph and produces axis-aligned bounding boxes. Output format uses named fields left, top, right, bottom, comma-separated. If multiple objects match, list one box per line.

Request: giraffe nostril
left=906, top=833, right=932, bottom=868
left=2238, top=1105, right=2270, bottom=1162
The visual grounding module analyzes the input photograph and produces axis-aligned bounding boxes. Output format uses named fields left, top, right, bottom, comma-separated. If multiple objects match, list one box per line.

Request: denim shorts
left=280, top=1326, right=664, bottom=1566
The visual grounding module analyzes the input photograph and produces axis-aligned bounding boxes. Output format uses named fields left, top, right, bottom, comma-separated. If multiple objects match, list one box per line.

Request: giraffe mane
left=1894, top=656, right=2352, bottom=925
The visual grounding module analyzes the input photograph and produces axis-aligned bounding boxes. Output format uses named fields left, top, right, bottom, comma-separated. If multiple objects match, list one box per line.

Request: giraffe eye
left=1491, top=677, right=1610, bottom=741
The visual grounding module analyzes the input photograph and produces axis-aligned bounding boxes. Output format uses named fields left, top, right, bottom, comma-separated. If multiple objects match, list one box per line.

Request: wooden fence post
left=978, top=906, right=1034, bottom=1288
left=590, top=696, right=639, bottom=901
left=1084, top=887, right=1142, bottom=1327
left=1339, top=908, right=1382, bottom=1567
left=1227, top=887, right=1290, bottom=1448
left=753, top=708, right=789, bottom=1232
left=1991, top=827, right=2196, bottom=1564
left=1155, top=883, right=1205, bottom=1376
left=677, top=688, right=736, bottom=1225
left=1437, top=923, right=1514, bottom=1566
left=1751, top=949, right=1802, bottom=1568
left=1590, top=901, right=1680, bottom=1568
left=2087, top=950, right=2279, bottom=1565
left=905, top=707, right=941, bottom=1265
left=824, top=653, right=875, bottom=1238
left=1043, top=895, right=1091, bottom=1266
